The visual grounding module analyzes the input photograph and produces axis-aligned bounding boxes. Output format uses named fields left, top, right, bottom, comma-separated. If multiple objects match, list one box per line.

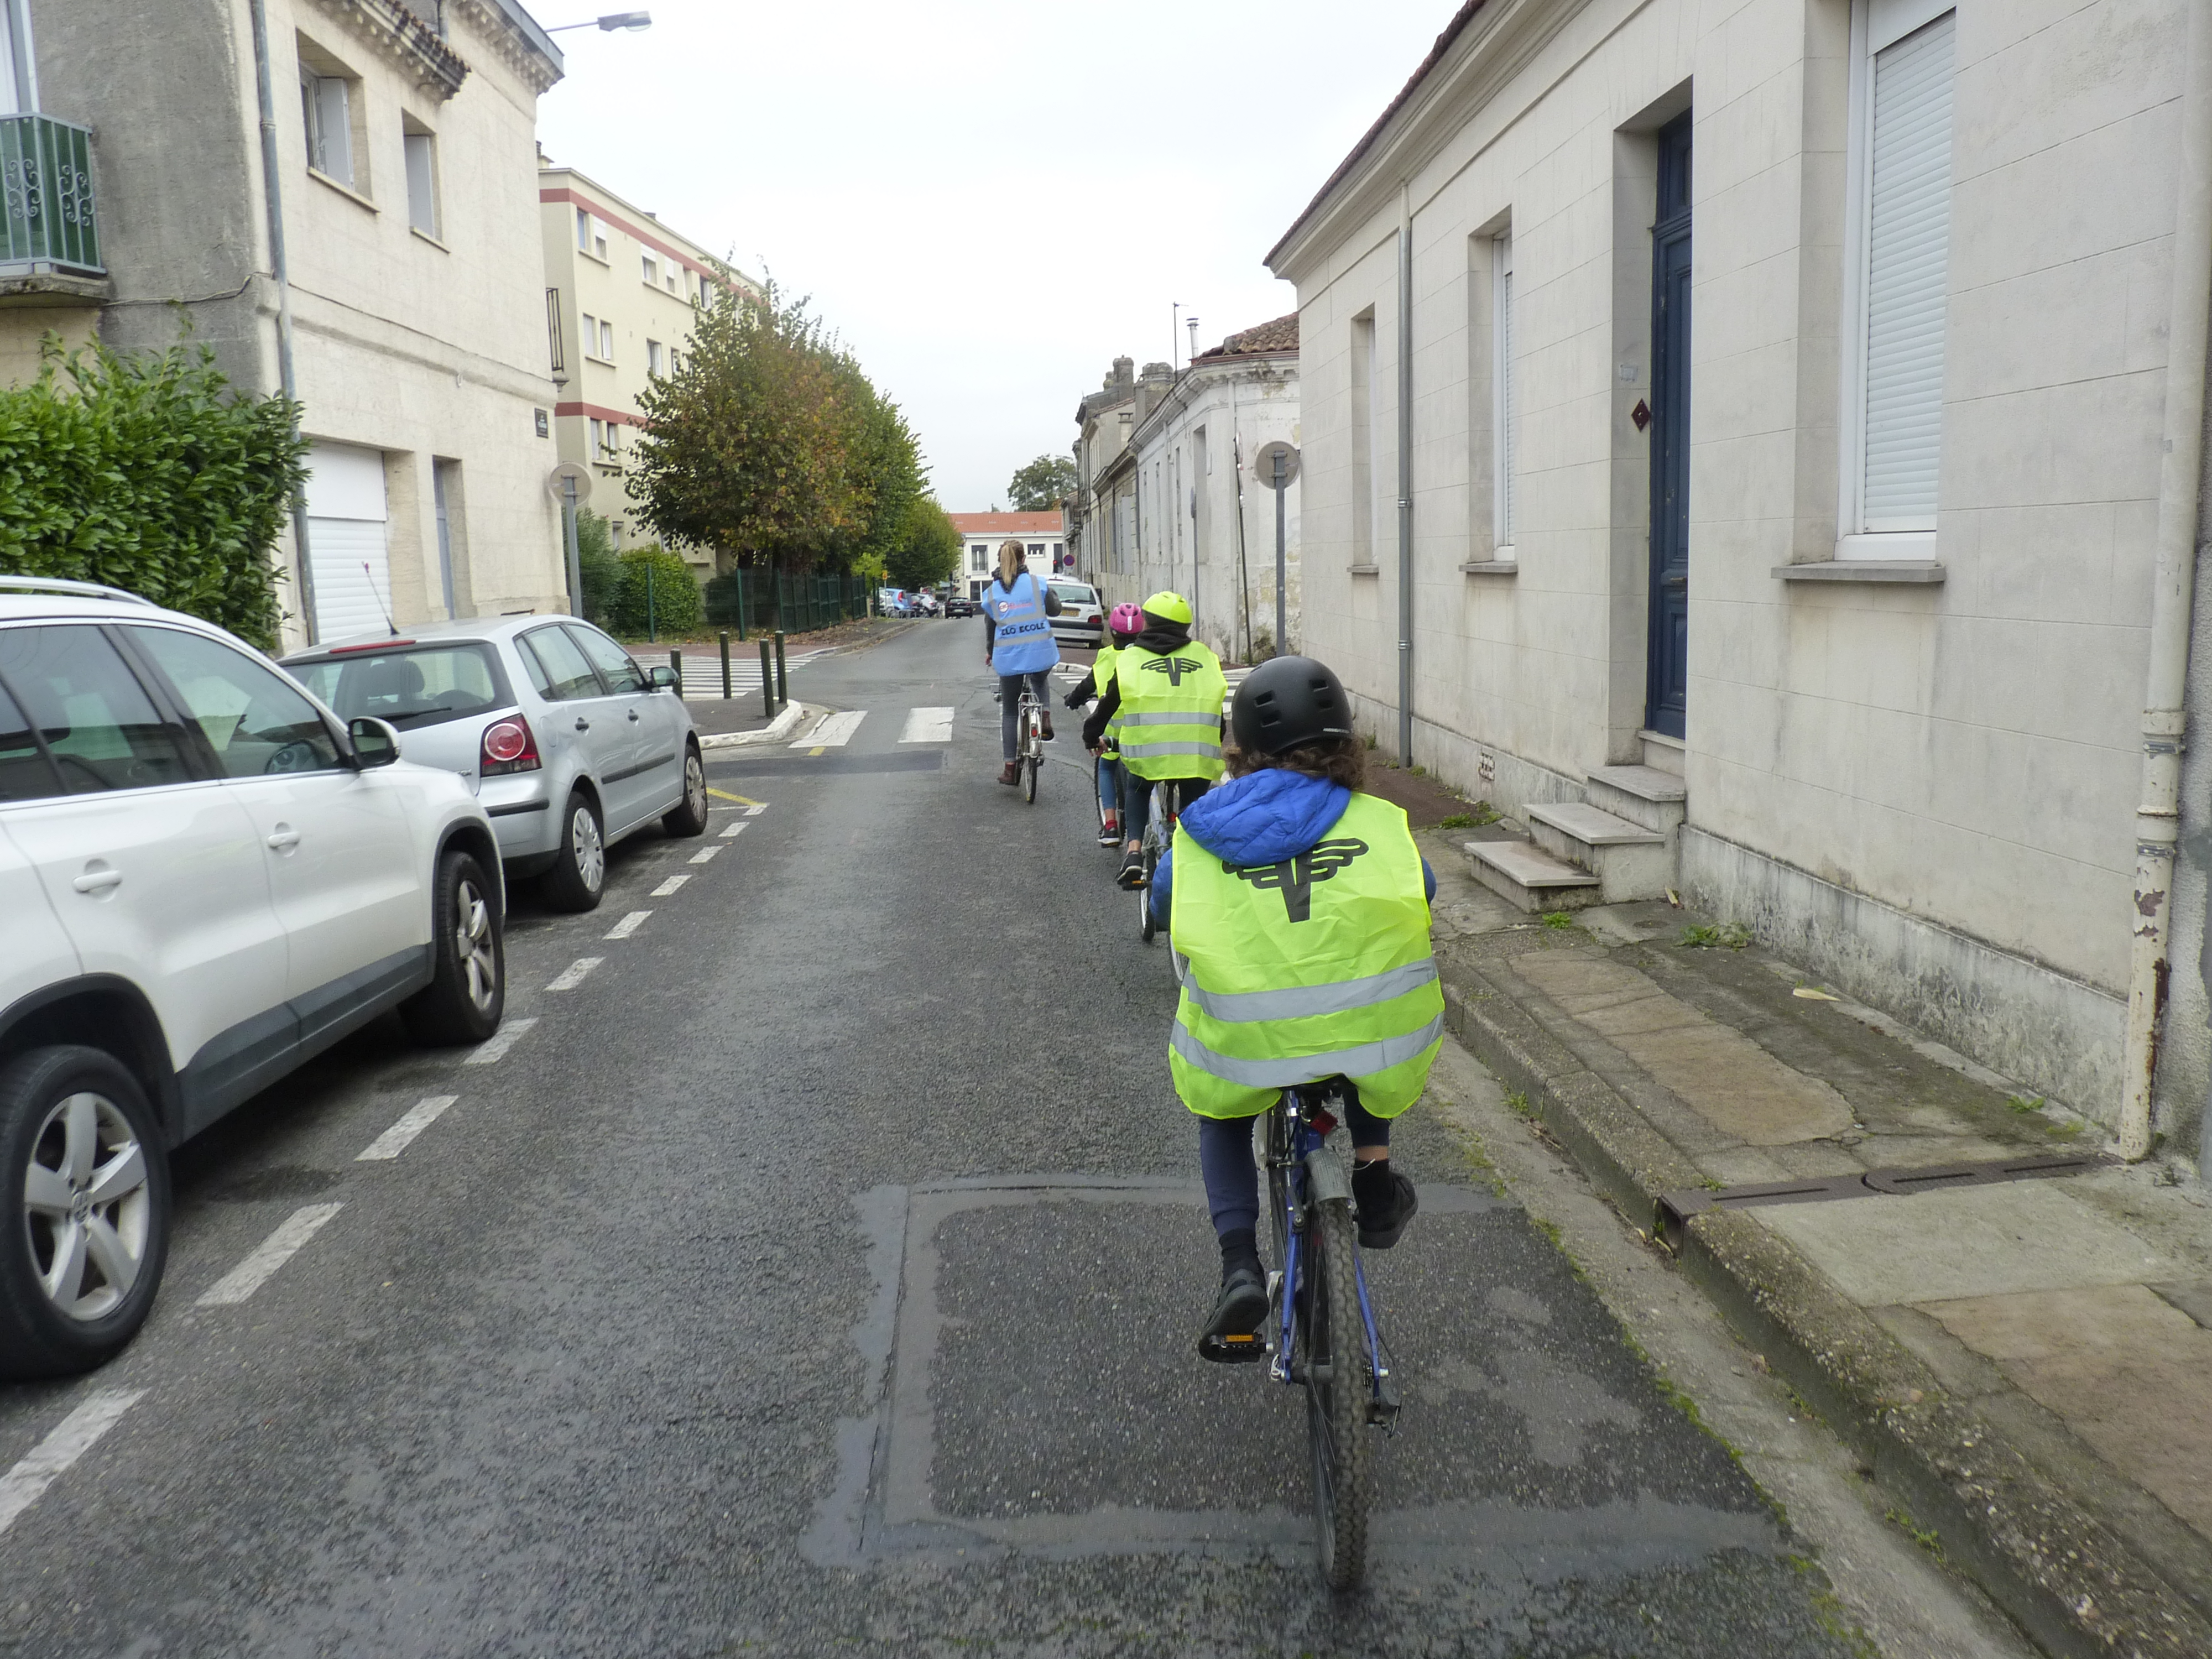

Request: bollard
left=774, top=630, right=788, bottom=709
left=719, top=630, right=732, bottom=699
left=759, top=639, right=774, bottom=719
left=669, top=649, right=682, bottom=696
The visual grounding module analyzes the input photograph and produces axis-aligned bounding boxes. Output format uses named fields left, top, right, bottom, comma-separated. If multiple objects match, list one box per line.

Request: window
left=589, top=417, right=604, bottom=456
left=0, top=681, right=57, bottom=801
left=594, top=224, right=608, bottom=260
left=1842, top=1, right=1957, bottom=547
left=580, top=311, right=597, bottom=354
left=642, top=252, right=658, bottom=284
left=545, top=289, right=565, bottom=375
left=576, top=205, right=591, bottom=252
left=598, top=319, right=614, bottom=359
left=1350, top=312, right=1376, bottom=566
left=299, top=65, right=354, bottom=187
left=1, top=0, right=33, bottom=119
left=126, top=627, right=341, bottom=779
left=665, top=268, right=678, bottom=294
left=403, top=122, right=439, bottom=238
left=568, top=625, right=646, bottom=694
left=290, top=643, right=504, bottom=732
left=520, top=626, right=603, bottom=701
left=971, top=546, right=988, bottom=572
left=647, top=339, right=663, bottom=376
left=1494, top=233, right=1516, bottom=551
left=0, top=626, right=193, bottom=795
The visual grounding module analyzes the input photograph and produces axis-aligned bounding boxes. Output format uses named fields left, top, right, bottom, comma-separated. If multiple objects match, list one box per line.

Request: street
left=0, top=620, right=2018, bottom=1657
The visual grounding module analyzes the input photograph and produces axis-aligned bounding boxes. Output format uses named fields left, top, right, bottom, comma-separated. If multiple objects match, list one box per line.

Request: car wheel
left=662, top=742, right=709, bottom=838
left=0, top=1046, right=171, bottom=1381
left=403, top=848, right=506, bottom=1046
left=541, top=789, right=606, bottom=912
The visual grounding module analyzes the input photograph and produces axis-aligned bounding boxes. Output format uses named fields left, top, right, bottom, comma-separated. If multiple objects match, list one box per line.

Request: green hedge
left=607, top=546, right=701, bottom=637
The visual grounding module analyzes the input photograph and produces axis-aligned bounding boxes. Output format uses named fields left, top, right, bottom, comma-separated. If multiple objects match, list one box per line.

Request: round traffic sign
left=1250, top=441, right=1300, bottom=489
left=546, top=461, right=593, bottom=504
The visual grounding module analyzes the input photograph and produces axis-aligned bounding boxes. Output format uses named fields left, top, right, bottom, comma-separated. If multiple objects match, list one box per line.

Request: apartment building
left=1269, top=0, right=2212, bottom=1153
left=538, top=161, right=759, bottom=574
left=2, top=0, right=571, bottom=646
left=948, top=511, right=1066, bottom=598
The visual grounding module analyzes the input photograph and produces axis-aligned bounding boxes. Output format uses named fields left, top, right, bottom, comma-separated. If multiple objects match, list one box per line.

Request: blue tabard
left=985, top=573, right=1061, bottom=675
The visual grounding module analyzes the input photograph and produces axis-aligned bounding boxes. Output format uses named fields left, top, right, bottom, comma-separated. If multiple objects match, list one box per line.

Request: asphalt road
left=1, top=619, right=1880, bottom=1656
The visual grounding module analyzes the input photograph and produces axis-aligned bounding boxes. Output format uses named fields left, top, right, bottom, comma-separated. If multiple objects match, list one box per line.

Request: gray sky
left=533, top=0, right=1453, bottom=512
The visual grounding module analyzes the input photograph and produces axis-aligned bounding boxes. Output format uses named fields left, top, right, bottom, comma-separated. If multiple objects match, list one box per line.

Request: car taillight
left=480, top=714, right=540, bottom=775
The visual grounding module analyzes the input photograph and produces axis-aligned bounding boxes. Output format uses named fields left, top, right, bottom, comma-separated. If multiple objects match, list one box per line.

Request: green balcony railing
left=0, top=114, right=101, bottom=276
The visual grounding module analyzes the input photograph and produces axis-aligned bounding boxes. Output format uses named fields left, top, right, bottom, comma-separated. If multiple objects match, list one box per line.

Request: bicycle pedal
left=1367, top=1374, right=1402, bottom=1427
left=1198, top=1331, right=1270, bottom=1365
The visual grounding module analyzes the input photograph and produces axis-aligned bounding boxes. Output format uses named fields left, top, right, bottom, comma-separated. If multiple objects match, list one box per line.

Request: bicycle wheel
left=1138, top=836, right=1158, bottom=941
left=1298, top=1196, right=1371, bottom=1589
left=1023, top=751, right=1039, bottom=803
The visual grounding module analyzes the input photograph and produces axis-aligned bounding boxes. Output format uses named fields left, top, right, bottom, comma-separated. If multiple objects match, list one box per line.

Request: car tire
left=402, top=848, right=506, bottom=1046
left=662, top=741, right=709, bottom=838
left=541, top=789, right=606, bottom=912
left=0, top=1045, right=171, bottom=1381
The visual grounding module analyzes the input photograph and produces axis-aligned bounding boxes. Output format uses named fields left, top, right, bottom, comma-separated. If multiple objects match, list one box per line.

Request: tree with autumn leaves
left=628, top=279, right=949, bottom=620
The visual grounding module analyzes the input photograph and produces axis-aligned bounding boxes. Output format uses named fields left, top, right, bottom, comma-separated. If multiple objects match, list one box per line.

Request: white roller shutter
left=1495, top=234, right=1516, bottom=547
left=303, top=442, right=392, bottom=643
left=1860, top=11, right=1955, bottom=531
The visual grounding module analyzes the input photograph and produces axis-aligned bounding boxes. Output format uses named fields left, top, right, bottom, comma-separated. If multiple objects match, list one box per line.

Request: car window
left=287, top=643, right=506, bottom=731
left=127, top=626, right=343, bottom=779
left=520, top=626, right=603, bottom=701
left=1051, top=584, right=1095, bottom=607
left=0, top=679, right=59, bottom=802
left=0, top=625, right=194, bottom=795
left=567, top=625, right=646, bottom=693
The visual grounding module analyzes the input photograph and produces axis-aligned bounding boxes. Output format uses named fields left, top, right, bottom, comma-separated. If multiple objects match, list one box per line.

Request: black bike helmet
left=1231, top=655, right=1355, bottom=758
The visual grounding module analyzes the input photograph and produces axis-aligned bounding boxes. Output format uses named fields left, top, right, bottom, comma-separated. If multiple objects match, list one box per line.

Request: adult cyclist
left=1147, top=655, right=1441, bottom=1361
left=1063, top=601, right=1144, bottom=846
left=1079, top=591, right=1225, bottom=888
left=981, top=539, right=1062, bottom=786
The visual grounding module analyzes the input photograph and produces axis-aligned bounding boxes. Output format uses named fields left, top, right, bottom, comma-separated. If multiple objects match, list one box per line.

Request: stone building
left=1, top=0, right=570, bottom=646
left=1267, top=0, right=2212, bottom=1152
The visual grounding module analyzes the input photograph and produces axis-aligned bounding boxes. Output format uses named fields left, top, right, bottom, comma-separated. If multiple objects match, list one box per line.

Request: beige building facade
left=1270, top=0, right=2210, bottom=1147
left=2, top=0, right=569, bottom=647
left=537, top=163, right=758, bottom=573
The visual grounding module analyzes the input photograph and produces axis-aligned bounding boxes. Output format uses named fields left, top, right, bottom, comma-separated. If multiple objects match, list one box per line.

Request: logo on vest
left=1141, top=655, right=1205, bottom=687
left=1228, top=838, right=1370, bottom=923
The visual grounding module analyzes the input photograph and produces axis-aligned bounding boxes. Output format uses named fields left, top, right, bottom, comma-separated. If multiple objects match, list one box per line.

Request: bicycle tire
left=1023, top=753, right=1038, bottom=803
left=1138, top=840, right=1157, bottom=941
left=1299, top=1196, right=1371, bottom=1589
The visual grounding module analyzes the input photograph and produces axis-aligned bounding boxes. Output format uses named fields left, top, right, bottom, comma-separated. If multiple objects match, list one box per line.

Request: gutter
left=2121, top=0, right=2212, bottom=1161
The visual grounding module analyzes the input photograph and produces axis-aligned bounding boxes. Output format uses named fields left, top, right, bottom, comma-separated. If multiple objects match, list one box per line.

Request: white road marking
left=719, top=820, right=749, bottom=838
left=744, top=804, right=766, bottom=817
left=0, top=1390, right=147, bottom=1537
left=604, top=910, right=651, bottom=940
left=196, top=1203, right=345, bottom=1307
left=689, top=846, right=719, bottom=864
left=463, top=1017, right=536, bottom=1064
left=651, top=874, right=691, bottom=898
left=794, top=710, right=866, bottom=749
left=899, top=707, right=954, bottom=744
left=545, top=957, right=602, bottom=992
left=356, top=1095, right=458, bottom=1162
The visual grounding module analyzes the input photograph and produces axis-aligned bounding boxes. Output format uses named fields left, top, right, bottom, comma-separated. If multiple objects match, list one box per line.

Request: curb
left=1436, top=962, right=2212, bottom=1658
left=698, top=702, right=811, bottom=750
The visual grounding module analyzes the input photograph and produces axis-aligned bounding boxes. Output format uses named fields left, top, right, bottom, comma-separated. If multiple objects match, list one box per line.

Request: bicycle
left=1015, top=685, right=1046, bottom=804
left=1260, top=1081, right=1399, bottom=1588
left=1135, top=778, right=1190, bottom=942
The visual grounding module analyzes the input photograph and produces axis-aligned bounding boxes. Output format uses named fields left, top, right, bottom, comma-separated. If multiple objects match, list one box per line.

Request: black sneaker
left=1353, top=1160, right=1418, bottom=1249
left=1197, top=1265, right=1269, bottom=1363
left=1116, top=851, right=1146, bottom=890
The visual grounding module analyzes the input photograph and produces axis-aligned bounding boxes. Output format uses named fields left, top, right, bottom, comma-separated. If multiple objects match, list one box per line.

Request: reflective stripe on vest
left=1167, top=792, right=1441, bottom=1120
left=1121, top=711, right=1223, bottom=727
left=988, top=574, right=1058, bottom=674
left=1114, top=642, right=1226, bottom=780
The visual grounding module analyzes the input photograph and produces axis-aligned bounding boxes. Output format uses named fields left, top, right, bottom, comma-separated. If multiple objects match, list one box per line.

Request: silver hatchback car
left=282, top=617, right=708, bottom=910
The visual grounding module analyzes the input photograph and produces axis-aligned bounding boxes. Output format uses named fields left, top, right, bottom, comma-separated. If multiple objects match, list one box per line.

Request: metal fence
left=702, top=569, right=871, bottom=637
left=0, top=115, right=102, bottom=275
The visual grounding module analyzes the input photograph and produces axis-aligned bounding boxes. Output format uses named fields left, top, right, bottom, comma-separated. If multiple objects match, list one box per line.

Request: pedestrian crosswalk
left=675, top=649, right=828, bottom=701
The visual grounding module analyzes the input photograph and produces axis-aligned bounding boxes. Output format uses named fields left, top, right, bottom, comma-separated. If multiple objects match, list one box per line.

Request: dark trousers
left=1122, top=773, right=1209, bottom=848
left=1197, top=1097, right=1392, bottom=1239
left=998, top=671, right=1051, bottom=760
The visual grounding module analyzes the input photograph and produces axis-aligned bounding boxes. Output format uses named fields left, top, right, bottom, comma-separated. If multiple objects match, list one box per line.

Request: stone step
left=1527, top=801, right=1673, bottom=901
left=1585, top=764, right=1688, bottom=837
left=1462, top=835, right=1602, bottom=912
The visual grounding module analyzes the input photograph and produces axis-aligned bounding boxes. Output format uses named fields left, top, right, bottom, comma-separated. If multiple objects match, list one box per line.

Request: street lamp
left=545, top=11, right=651, bottom=32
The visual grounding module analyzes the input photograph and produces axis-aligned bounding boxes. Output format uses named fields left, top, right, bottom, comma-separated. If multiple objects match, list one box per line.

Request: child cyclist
left=1079, top=591, right=1227, bottom=889
left=1063, top=601, right=1145, bottom=847
left=1147, top=654, right=1441, bottom=1361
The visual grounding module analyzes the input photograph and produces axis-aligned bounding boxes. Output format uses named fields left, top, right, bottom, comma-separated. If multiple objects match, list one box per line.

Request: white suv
left=0, top=578, right=508, bottom=1379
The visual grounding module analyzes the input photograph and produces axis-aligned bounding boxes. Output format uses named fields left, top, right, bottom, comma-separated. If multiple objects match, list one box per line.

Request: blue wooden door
left=1646, top=113, right=1693, bottom=740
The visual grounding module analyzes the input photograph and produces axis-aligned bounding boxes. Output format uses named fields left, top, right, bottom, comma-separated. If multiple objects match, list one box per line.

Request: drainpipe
left=2121, top=0, right=2212, bottom=1162
left=247, top=0, right=317, bottom=643
left=1396, top=185, right=1415, bottom=766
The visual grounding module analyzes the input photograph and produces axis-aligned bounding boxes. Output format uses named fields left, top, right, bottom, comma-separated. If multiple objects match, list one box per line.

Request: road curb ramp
left=1432, top=952, right=2212, bottom=1659
left=700, top=702, right=811, bottom=750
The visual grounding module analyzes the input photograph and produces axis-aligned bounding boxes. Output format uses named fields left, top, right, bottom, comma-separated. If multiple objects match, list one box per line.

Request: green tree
left=1006, top=453, right=1076, bottom=512
left=0, top=336, right=307, bottom=649
left=815, top=360, right=928, bottom=582
left=575, top=507, right=622, bottom=625
left=883, top=497, right=961, bottom=592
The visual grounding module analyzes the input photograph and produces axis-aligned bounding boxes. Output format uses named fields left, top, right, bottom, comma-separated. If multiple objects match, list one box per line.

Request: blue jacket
left=1150, top=769, right=1436, bottom=925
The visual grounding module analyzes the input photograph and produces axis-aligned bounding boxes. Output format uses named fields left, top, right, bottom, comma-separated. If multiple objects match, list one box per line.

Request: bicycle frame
left=1267, top=1087, right=1399, bottom=1427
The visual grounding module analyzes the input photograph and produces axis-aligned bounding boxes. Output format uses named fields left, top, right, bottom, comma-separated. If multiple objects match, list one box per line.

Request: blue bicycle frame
left=1267, top=1086, right=1399, bottom=1426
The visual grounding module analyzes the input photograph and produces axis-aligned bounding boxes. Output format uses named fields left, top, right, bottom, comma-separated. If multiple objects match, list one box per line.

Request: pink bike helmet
left=1108, top=601, right=1144, bottom=640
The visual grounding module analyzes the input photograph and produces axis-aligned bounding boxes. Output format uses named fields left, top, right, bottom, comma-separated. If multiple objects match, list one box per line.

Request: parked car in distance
left=1048, top=581, right=1105, bottom=649
left=945, top=593, right=978, bottom=619
left=281, top=616, right=708, bottom=914
left=876, top=588, right=914, bottom=618
left=0, top=575, right=509, bottom=1379
left=912, top=591, right=942, bottom=618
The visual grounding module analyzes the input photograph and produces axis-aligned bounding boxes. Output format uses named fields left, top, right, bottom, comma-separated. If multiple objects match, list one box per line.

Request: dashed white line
left=719, top=820, right=749, bottom=838
left=545, top=957, right=602, bottom=992
left=744, top=804, right=766, bottom=817
left=651, top=874, right=691, bottom=898
left=356, top=1095, right=457, bottom=1162
left=689, top=846, right=719, bottom=864
left=0, top=1390, right=147, bottom=1537
left=603, top=911, right=651, bottom=940
left=463, top=1016, right=536, bottom=1064
left=195, top=1203, right=345, bottom=1307
left=899, top=707, right=954, bottom=743
left=794, top=709, right=866, bottom=749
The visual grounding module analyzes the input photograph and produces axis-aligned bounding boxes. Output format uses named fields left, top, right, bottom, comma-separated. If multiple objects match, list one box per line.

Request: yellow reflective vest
left=1113, top=639, right=1226, bottom=781
left=1091, top=644, right=1123, bottom=760
left=1167, top=791, right=1442, bottom=1120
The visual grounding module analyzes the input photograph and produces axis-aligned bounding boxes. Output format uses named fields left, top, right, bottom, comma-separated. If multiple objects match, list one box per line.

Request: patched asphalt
left=0, top=620, right=1867, bottom=1656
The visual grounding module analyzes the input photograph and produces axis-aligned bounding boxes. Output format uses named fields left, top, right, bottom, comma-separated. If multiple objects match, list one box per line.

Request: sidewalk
left=1408, top=818, right=2212, bottom=1657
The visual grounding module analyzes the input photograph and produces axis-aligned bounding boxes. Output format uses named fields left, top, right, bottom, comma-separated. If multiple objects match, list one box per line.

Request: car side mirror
left=649, top=665, right=679, bottom=691
left=348, top=716, right=402, bottom=769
